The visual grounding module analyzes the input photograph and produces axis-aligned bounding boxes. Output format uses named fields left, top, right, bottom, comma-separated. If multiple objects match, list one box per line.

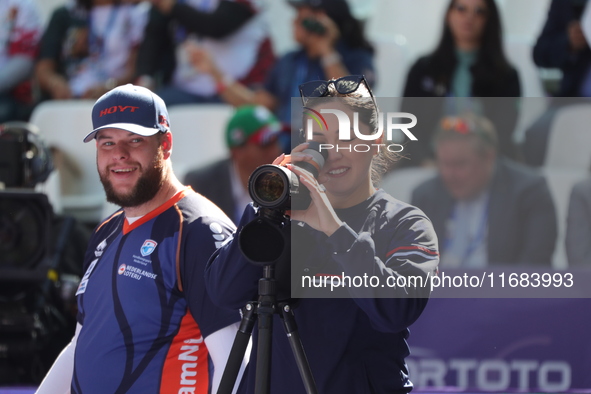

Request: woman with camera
left=186, top=0, right=375, bottom=130
left=205, top=75, right=439, bottom=394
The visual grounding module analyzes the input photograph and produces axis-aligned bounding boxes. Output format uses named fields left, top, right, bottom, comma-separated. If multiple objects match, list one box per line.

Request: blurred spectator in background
left=35, top=0, right=148, bottom=101
left=184, top=105, right=282, bottom=224
left=411, top=114, right=557, bottom=267
left=0, top=0, right=42, bottom=123
left=523, top=0, right=591, bottom=167
left=401, top=0, right=521, bottom=167
left=135, top=0, right=274, bottom=106
left=533, top=0, right=591, bottom=97
left=565, top=176, right=591, bottom=266
left=186, top=0, right=374, bottom=129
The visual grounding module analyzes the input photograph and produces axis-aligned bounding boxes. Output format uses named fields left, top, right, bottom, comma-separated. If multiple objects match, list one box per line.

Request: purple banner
left=407, top=298, right=591, bottom=392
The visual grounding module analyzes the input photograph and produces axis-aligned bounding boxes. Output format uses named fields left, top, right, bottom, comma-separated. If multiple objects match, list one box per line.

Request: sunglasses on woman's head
left=298, top=75, right=377, bottom=110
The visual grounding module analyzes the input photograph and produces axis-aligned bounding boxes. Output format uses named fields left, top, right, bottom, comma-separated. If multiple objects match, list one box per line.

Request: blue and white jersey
left=74, top=188, right=238, bottom=393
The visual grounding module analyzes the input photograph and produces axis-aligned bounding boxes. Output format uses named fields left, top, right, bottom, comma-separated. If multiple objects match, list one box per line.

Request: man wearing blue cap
left=37, top=84, right=245, bottom=394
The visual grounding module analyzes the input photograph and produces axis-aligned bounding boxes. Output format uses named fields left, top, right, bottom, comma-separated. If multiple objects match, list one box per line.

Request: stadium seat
left=503, top=38, right=549, bottom=144
left=544, top=103, right=591, bottom=170
left=499, top=0, right=551, bottom=43
left=373, top=36, right=410, bottom=98
left=504, top=38, right=545, bottom=98
left=167, top=103, right=234, bottom=181
left=30, top=100, right=106, bottom=224
left=541, top=167, right=588, bottom=269
left=379, top=166, right=436, bottom=204
left=365, top=0, right=446, bottom=63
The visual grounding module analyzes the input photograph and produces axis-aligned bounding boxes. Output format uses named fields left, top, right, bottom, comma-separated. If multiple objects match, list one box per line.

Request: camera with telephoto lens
left=247, top=141, right=328, bottom=212
left=237, top=141, right=327, bottom=269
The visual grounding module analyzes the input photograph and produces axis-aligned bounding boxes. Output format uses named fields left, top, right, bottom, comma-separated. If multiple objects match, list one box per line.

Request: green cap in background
left=225, top=105, right=282, bottom=149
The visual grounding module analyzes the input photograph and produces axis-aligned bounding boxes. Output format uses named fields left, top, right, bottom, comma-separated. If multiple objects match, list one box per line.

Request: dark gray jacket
left=411, top=158, right=557, bottom=266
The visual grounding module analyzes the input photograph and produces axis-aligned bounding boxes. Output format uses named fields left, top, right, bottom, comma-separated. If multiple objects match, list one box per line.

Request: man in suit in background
left=184, top=105, right=283, bottom=223
left=412, top=113, right=558, bottom=267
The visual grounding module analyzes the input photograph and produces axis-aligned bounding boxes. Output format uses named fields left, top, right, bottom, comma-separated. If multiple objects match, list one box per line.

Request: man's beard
left=99, top=148, right=165, bottom=208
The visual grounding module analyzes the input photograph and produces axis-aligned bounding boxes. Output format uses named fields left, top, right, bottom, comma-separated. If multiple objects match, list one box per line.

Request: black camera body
left=237, top=141, right=327, bottom=269
left=0, top=121, right=53, bottom=188
left=247, top=141, right=328, bottom=212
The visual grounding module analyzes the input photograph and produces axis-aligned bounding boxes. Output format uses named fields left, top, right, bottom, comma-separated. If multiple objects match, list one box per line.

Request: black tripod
left=216, top=214, right=318, bottom=394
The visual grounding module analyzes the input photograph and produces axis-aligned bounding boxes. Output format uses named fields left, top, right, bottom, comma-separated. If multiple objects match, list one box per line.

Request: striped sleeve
left=386, top=245, right=439, bottom=260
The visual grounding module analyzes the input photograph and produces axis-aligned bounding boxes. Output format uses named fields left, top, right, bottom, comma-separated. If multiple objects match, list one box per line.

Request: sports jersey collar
left=122, top=187, right=194, bottom=234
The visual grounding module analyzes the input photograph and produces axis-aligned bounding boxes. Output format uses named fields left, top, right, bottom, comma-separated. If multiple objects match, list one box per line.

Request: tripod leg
left=280, top=303, right=318, bottom=394
left=254, top=295, right=274, bottom=394
left=217, top=302, right=257, bottom=394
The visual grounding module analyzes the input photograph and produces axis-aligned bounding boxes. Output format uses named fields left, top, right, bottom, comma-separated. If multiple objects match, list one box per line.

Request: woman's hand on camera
left=273, top=142, right=312, bottom=166
left=288, top=163, right=342, bottom=237
left=276, top=143, right=329, bottom=183
left=274, top=144, right=342, bottom=237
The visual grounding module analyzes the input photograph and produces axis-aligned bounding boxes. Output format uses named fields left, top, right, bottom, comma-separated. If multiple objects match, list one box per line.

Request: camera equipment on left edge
left=0, top=122, right=76, bottom=384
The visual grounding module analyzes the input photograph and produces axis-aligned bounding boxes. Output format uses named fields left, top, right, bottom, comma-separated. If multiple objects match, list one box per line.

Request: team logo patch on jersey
left=140, top=239, right=157, bottom=256
left=95, top=239, right=108, bottom=257
left=118, top=264, right=127, bottom=275
left=209, top=222, right=227, bottom=248
left=76, top=259, right=99, bottom=295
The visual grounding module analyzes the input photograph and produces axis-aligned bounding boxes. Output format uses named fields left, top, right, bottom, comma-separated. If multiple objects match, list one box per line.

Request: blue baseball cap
left=83, top=84, right=170, bottom=143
